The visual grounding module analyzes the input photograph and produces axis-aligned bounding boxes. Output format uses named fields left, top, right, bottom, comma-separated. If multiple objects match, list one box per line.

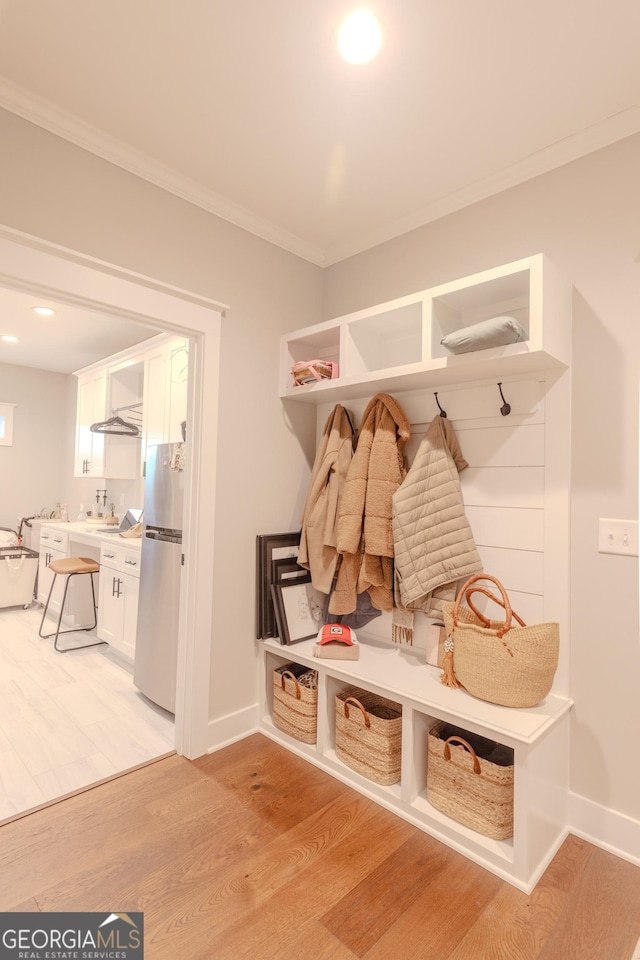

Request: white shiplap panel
left=456, top=424, right=545, bottom=468
left=476, top=545, right=544, bottom=594
left=466, top=505, right=544, bottom=551
left=462, top=466, right=544, bottom=509
left=405, top=379, right=541, bottom=424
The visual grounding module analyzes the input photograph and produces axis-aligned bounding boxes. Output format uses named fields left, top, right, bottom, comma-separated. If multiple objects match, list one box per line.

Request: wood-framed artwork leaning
left=255, top=531, right=303, bottom=639
left=270, top=576, right=326, bottom=645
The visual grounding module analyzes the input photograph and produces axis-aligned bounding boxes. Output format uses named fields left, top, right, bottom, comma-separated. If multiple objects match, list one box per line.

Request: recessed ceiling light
left=338, top=9, right=381, bottom=64
left=32, top=306, right=56, bottom=316
left=1, top=335, right=19, bottom=343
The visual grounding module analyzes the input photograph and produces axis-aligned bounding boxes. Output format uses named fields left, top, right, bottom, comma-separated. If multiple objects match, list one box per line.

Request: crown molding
left=322, top=104, right=640, bottom=265
left=1, top=78, right=638, bottom=269
left=0, top=78, right=326, bottom=266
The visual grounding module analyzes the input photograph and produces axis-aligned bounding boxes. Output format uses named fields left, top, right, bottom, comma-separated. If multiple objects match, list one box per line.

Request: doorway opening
left=0, top=225, right=225, bottom=821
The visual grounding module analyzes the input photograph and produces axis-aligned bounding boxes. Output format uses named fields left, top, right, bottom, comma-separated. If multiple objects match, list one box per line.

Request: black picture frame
left=270, top=577, right=325, bottom=645
left=255, top=531, right=302, bottom=639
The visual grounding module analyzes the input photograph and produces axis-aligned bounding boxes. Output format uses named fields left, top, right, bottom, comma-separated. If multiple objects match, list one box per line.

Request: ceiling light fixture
left=32, top=306, right=56, bottom=316
left=1, top=335, right=19, bottom=343
left=338, top=9, right=381, bottom=64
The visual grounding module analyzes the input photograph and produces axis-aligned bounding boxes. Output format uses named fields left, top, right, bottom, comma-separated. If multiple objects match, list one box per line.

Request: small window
left=0, top=402, right=16, bottom=446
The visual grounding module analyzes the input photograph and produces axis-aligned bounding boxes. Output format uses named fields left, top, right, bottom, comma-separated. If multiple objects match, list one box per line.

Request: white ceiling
left=0, top=0, right=639, bottom=369
left=0, top=286, right=159, bottom=374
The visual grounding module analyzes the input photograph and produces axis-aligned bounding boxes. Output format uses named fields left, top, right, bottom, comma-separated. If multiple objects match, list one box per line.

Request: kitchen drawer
left=39, top=528, right=69, bottom=552
left=100, top=542, right=142, bottom=578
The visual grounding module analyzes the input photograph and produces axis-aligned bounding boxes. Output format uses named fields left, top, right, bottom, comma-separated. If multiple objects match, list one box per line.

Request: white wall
left=0, top=361, right=69, bottom=529
left=0, top=107, right=321, bottom=731
left=323, top=132, right=640, bottom=827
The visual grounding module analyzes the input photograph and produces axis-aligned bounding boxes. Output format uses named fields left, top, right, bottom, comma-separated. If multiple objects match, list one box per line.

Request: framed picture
left=255, top=532, right=302, bottom=639
left=271, top=578, right=325, bottom=645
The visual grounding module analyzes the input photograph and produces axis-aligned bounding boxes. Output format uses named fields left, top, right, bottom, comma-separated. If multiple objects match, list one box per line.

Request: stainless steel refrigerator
left=134, top=442, right=185, bottom=713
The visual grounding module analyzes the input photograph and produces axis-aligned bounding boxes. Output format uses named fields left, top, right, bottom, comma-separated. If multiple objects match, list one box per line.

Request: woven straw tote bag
left=427, top=721, right=514, bottom=839
left=440, top=574, right=559, bottom=708
left=335, top=686, right=402, bottom=785
left=272, top=667, right=318, bottom=744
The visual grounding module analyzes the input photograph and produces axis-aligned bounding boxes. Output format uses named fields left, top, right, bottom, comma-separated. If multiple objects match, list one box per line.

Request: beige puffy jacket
left=330, top=393, right=410, bottom=615
left=392, top=415, right=482, bottom=616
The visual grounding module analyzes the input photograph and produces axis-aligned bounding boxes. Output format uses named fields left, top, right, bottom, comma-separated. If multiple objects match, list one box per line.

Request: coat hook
left=434, top=392, right=447, bottom=418
left=497, top=382, right=511, bottom=417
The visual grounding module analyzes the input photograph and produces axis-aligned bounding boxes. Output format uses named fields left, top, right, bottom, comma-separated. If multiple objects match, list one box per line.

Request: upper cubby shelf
left=280, top=254, right=571, bottom=403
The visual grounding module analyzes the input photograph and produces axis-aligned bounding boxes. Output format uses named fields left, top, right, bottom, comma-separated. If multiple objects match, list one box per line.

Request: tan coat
left=392, top=415, right=482, bottom=616
left=298, top=404, right=354, bottom=593
left=330, top=393, right=410, bottom=615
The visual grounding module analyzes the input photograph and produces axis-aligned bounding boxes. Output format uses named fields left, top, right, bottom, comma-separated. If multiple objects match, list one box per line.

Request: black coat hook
left=497, top=382, right=511, bottom=417
left=434, top=392, right=447, bottom=418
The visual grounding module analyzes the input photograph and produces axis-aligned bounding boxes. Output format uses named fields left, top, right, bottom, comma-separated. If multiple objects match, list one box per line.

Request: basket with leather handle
left=427, top=721, right=514, bottom=839
left=272, top=666, right=318, bottom=744
left=335, top=686, right=402, bottom=785
left=440, top=574, right=559, bottom=708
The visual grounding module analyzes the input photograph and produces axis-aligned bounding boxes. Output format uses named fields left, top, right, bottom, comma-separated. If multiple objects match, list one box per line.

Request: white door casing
left=0, top=224, right=226, bottom=759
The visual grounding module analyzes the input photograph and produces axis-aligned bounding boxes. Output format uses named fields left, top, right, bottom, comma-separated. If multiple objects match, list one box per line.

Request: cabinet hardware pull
left=124, top=559, right=137, bottom=566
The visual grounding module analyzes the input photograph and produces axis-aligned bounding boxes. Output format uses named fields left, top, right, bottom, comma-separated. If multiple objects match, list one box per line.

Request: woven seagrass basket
left=335, top=685, right=402, bottom=785
left=272, top=666, right=318, bottom=744
left=427, top=721, right=514, bottom=839
left=441, top=574, right=559, bottom=708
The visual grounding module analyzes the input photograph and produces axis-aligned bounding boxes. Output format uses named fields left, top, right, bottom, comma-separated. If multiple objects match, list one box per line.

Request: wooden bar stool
left=38, top=556, right=105, bottom=653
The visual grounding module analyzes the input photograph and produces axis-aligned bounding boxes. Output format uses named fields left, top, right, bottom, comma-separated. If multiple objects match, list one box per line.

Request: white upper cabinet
left=280, top=254, right=571, bottom=403
left=74, top=370, right=107, bottom=477
left=74, top=334, right=189, bottom=480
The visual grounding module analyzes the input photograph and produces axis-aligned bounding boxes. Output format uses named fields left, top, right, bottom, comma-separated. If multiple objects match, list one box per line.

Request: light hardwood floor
left=0, top=605, right=174, bottom=822
left=1, top=733, right=639, bottom=959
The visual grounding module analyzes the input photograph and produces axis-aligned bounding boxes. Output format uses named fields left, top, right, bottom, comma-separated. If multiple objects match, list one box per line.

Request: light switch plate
left=598, top=518, right=639, bottom=556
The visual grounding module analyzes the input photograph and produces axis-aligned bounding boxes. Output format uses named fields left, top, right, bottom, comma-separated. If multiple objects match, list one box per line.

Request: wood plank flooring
left=1, top=733, right=639, bottom=960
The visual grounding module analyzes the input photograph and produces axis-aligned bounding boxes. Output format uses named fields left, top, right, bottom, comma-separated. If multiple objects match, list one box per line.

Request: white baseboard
left=569, top=791, right=640, bottom=868
left=206, top=703, right=259, bottom=754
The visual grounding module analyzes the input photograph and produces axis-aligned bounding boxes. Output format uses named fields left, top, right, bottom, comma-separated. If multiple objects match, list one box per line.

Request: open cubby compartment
left=343, top=296, right=425, bottom=376
left=281, top=320, right=342, bottom=391
left=408, top=707, right=516, bottom=865
left=323, top=673, right=403, bottom=802
left=104, top=357, right=143, bottom=478
left=430, top=263, right=531, bottom=361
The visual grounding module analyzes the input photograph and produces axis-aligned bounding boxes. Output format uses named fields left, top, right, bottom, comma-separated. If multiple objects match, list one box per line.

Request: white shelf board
left=262, top=636, right=572, bottom=746
left=280, top=347, right=566, bottom=404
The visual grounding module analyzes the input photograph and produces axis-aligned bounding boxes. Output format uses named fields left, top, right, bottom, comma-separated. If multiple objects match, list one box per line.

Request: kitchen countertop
left=40, top=521, right=143, bottom=550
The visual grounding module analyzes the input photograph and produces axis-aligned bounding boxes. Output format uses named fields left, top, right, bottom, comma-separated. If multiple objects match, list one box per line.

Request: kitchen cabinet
left=97, top=541, right=141, bottom=662
left=37, top=528, right=69, bottom=614
left=74, top=333, right=189, bottom=482
left=37, top=527, right=95, bottom=628
left=74, top=370, right=107, bottom=477
left=141, top=336, right=188, bottom=472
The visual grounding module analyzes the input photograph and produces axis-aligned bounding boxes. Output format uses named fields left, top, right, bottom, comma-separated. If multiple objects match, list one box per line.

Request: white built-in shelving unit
left=261, top=254, right=573, bottom=892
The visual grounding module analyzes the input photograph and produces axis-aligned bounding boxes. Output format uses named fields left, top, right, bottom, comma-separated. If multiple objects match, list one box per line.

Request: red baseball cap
left=318, top=624, right=356, bottom=645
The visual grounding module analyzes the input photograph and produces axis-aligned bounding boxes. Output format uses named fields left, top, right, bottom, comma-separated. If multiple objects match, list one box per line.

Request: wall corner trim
left=207, top=704, right=260, bottom=754
left=569, top=791, right=640, bottom=869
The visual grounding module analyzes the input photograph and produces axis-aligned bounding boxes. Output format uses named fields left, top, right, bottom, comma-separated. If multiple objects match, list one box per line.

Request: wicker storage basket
left=335, top=686, right=402, bottom=785
left=272, top=665, right=318, bottom=744
left=427, top=721, right=514, bottom=840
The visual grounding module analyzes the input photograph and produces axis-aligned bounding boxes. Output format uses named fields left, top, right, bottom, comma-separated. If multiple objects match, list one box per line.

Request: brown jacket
left=298, top=404, right=354, bottom=593
left=329, top=393, right=410, bottom=614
